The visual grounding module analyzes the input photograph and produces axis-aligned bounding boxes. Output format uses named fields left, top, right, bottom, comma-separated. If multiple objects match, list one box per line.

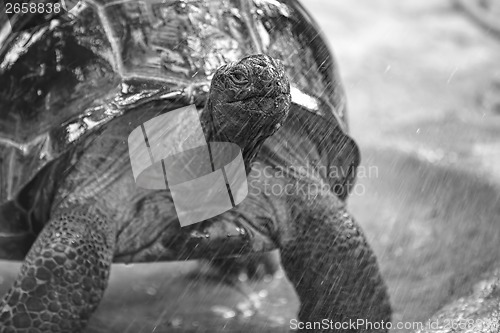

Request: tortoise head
left=202, top=54, right=291, bottom=170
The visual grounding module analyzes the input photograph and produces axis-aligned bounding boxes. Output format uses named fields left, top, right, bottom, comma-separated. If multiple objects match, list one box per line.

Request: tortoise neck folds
left=200, top=103, right=272, bottom=174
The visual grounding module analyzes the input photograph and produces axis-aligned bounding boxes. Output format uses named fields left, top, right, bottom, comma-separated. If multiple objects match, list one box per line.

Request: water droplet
left=121, top=83, right=130, bottom=94
left=238, top=273, right=249, bottom=282
left=238, top=308, right=255, bottom=318
left=274, top=270, right=285, bottom=279
left=49, top=19, right=60, bottom=30
left=168, top=317, right=183, bottom=328
left=236, top=300, right=257, bottom=317
left=191, top=231, right=209, bottom=239
left=212, top=306, right=236, bottom=319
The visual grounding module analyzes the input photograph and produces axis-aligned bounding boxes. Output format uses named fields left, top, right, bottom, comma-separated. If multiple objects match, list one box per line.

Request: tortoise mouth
left=214, top=92, right=291, bottom=140
left=227, top=89, right=288, bottom=105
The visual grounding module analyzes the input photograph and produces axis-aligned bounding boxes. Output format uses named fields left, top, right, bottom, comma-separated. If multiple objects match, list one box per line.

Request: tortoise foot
left=0, top=206, right=115, bottom=333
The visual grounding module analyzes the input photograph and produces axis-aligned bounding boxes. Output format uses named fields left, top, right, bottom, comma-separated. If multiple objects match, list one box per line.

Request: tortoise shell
left=0, top=0, right=348, bottom=206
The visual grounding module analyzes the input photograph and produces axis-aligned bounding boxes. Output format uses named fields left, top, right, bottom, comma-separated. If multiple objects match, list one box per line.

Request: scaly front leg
left=280, top=208, right=391, bottom=332
left=0, top=206, right=115, bottom=332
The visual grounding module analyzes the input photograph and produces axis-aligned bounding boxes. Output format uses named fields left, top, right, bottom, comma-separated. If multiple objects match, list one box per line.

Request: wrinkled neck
left=200, top=100, right=264, bottom=174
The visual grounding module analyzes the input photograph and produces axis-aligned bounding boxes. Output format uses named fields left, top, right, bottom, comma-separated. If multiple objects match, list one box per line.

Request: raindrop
left=238, top=273, right=249, bottom=282
left=236, top=301, right=257, bottom=318
left=238, top=308, right=255, bottom=318
left=212, top=306, right=237, bottom=319
left=168, top=317, right=183, bottom=328
left=447, top=68, right=458, bottom=84
left=274, top=270, right=285, bottom=279
left=191, top=230, right=209, bottom=239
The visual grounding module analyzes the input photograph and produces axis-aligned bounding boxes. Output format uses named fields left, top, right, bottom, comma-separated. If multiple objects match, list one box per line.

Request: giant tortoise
left=0, top=0, right=391, bottom=331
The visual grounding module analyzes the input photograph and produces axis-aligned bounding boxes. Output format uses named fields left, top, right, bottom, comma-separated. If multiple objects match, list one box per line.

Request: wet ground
left=323, top=0, right=500, bottom=329
left=1, top=0, right=500, bottom=332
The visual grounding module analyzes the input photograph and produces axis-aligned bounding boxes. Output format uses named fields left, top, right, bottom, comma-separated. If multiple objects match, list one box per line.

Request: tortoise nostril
left=275, top=95, right=285, bottom=109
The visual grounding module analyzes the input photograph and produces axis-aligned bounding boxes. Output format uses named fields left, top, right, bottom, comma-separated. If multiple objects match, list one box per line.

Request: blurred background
left=307, top=0, right=500, bottom=330
left=1, top=0, right=500, bottom=332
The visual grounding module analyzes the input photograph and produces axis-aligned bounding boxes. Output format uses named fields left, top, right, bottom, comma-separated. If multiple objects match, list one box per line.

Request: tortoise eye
left=230, top=70, right=248, bottom=84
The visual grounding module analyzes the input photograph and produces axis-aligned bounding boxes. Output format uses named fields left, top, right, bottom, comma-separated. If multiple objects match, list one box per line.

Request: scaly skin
left=280, top=207, right=392, bottom=332
left=0, top=207, right=114, bottom=332
left=200, top=54, right=291, bottom=172
left=0, top=54, right=391, bottom=332
left=260, top=108, right=392, bottom=332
